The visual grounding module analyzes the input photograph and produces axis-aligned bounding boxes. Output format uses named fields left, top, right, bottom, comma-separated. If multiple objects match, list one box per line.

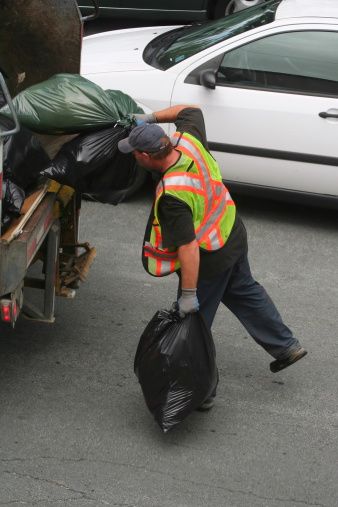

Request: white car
left=82, top=0, right=338, bottom=207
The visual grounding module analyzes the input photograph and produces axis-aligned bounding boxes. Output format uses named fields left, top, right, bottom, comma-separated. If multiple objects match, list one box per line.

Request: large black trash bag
left=0, top=89, right=5, bottom=108
left=134, top=309, right=218, bottom=433
left=2, top=126, right=50, bottom=190
left=0, top=93, right=50, bottom=190
left=1, top=179, right=25, bottom=232
left=40, top=125, right=136, bottom=199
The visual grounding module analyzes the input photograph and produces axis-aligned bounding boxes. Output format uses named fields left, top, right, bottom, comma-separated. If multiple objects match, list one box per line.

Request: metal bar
left=80, top=0, right=99, bottom=21
left=43, top=221, right=60, bottom=322
left=0, top=73, right=20, bottom=137
left=22, top=221, right=60, bottom=323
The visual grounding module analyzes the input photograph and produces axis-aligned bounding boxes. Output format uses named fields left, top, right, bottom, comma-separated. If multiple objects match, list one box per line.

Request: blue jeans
left=179, top=253, right=300, bottom=360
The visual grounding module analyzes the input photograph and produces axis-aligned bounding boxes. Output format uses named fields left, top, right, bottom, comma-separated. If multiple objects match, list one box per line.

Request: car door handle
left=319, top=111, right=338, bottom=119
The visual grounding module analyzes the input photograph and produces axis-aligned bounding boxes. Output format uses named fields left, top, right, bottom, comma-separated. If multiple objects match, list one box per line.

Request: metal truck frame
left=0, top=0, right=98, bottom=327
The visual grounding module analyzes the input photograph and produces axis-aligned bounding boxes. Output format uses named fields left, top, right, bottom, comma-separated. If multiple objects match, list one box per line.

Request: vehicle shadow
left=233, top=192, right=338, bottom=233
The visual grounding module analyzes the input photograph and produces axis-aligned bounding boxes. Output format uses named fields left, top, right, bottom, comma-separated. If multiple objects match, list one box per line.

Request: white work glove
left=133, top=113, right=157, bottom=125
left=177, top=288, right=199, bottom=318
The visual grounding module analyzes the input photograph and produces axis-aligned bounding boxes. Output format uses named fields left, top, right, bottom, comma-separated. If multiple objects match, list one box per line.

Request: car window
left=144, top=0, right=281, bottom=70
left=216, top=31, right=338, bottom=96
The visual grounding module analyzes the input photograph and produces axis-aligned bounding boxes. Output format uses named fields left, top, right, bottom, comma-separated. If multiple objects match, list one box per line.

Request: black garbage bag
left=1, top=179, right=25, bottom=232
left=0, top=89, right=5, bottom=108
left=40, top=125, right=136, bottom=200
left=0, top=93, right=50, bottom=191
left=0, top=74, right=142, bottom=134
left=134, top=309, right=218, bottom=433
left=2, top=125, right=50, bottom=191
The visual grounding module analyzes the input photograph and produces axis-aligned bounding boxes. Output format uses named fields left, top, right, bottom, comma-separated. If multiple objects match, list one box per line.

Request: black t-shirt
left=149, top=108, right=247, bottom=280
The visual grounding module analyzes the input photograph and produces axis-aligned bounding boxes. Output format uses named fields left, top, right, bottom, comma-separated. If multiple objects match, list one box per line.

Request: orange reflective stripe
left=216, top=228, right=223, bottom=246
left=144, top=243, right=177, bottom=260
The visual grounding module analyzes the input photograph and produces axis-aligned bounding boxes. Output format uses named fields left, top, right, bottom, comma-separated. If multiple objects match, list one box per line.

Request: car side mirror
left=199, top=70, right=216, bottom=90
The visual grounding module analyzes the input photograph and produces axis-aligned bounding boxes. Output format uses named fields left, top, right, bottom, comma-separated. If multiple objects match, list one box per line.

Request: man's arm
left=154, top=105, right=198, bottom=124
left=177, top=239, right=200, bottom=289
left=177, top=239, right=200, bottom=316
left=135, top=105, right=197, bottom=124
left=135, top=104, right=208, bottom=149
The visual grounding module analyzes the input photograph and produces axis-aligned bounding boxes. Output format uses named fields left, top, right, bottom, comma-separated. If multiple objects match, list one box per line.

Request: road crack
left=2, top=470, right=110, bottom=505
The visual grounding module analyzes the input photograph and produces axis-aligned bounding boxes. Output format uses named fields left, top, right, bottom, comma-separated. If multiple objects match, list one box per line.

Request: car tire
left=211, top=0, right=265, bottom=18
left=83, top=163, right=148, bottom=205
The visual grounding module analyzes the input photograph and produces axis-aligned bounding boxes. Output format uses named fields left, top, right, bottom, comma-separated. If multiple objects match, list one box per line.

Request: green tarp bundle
left=0, top=73, right=143, bottom=134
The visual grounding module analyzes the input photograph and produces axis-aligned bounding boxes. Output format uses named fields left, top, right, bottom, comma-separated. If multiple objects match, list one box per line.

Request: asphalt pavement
left=1, top=15, right=338, bottom=507
left=0, top=184, right=338, bottom=506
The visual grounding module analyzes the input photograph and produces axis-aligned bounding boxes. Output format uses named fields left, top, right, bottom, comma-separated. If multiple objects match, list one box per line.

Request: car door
left=170, top=27, right=338, bottom=196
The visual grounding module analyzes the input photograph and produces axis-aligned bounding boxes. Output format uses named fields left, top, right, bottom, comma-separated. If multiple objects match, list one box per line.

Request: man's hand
left=177, top=288, right=199, bottom=317
left=132, top=113, right=157, bottom=126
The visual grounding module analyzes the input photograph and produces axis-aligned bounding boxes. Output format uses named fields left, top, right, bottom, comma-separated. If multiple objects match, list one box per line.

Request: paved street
left=0, top=185, right=338, bottom=506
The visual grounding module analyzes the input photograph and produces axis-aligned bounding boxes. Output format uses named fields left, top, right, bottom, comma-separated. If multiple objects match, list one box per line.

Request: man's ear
left=140, top=151, right=151, bottom=160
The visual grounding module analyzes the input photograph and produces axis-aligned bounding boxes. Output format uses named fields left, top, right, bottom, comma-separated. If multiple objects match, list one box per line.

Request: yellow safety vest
left=143, top=132, right=236, bottom=276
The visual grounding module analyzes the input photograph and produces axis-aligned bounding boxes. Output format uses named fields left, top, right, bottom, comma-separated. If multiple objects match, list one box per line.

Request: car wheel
left=82, top=163, right=148, bottom=205
left=212, top=0, right=265, bottom=18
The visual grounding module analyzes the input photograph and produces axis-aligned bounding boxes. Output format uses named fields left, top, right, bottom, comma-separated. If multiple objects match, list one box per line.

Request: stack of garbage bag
left=0, top=74, right=144, bottom=231
left=0, top=113, right=51, bottom=230
left=134, top=309, right=218, bottom=433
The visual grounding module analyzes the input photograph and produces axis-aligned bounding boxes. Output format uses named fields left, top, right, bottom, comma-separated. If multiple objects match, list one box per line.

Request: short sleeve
left=174, top=107, right=209, bottom=149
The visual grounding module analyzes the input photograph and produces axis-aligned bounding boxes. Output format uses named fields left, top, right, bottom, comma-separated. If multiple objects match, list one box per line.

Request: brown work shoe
left=270, top=347, right=307, bottom=373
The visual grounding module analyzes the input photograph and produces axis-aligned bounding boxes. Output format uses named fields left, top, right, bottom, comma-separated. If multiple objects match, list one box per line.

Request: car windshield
left=144, top=0, right=282, bottom=70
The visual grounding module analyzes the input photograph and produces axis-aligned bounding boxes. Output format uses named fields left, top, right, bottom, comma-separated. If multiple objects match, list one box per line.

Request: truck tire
left=211, top=0, right=265, bottom=18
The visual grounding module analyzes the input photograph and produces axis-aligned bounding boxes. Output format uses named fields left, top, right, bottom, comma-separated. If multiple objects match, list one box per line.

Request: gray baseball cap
left=118, top=123, right=168, bottom=154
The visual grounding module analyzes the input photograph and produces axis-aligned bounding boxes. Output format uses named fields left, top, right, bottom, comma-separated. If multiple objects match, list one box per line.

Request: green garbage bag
left=0, top=74, right=143, bottom=134
left=105, top=89, right=144, bottom=119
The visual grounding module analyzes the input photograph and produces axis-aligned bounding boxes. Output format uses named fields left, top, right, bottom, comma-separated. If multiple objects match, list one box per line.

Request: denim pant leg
left=177, top=269, right=233, bottom=329
left=221, top=254, right=300, bottom=359
left=196, top=269, right=234, bottom=329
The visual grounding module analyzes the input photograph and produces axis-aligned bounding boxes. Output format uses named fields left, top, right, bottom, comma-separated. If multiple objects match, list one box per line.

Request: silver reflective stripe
left=164, top=174, right=203, bottom=191
left=159, top=260, right=173, bottom=276
left=208, top=228, right=222, bottom=250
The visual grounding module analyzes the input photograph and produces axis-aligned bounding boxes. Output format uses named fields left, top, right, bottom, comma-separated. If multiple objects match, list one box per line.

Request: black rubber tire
left=211, top=0, right=265, bottom=19
left=211, top=0, right=233, bottom=19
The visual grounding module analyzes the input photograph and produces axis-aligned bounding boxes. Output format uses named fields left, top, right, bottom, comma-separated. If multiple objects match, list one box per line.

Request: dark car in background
left=78, top=0, right=265, bottom=21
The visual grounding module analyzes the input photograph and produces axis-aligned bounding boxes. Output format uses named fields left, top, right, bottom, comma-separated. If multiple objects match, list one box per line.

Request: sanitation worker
left=118, top=105, right=307, bottom=410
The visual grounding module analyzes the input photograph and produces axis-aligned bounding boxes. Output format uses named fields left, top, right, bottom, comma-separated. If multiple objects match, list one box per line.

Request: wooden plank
left=1, top=183, right=49, bottom=243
